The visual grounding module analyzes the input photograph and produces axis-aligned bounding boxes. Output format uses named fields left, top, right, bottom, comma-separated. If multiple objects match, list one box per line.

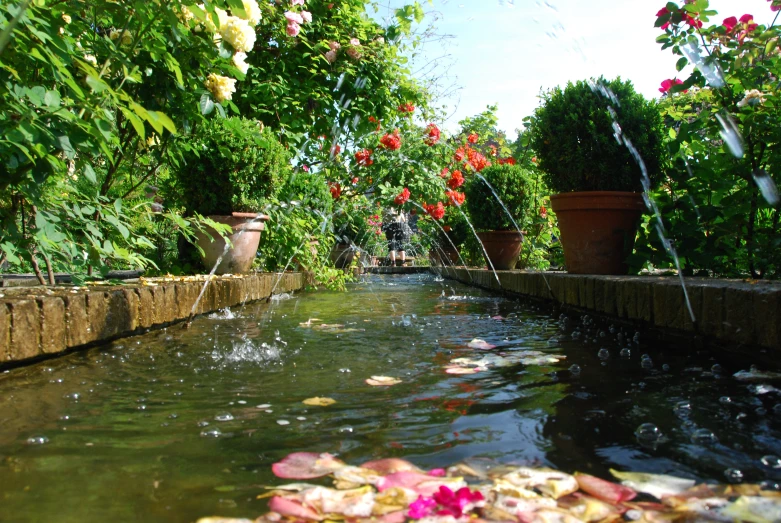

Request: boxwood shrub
left=464, top=164, right=530, bottom=231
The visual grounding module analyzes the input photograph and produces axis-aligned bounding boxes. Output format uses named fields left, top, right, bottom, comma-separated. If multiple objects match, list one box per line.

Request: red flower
left=771, top=0, right=781, bottom=12
left=351, top=176, right=359, bottom=185
left=453, top=147, right=465, bottom=162
left=740, top=13, right=755, bottom=23
left=301, top=165, right=310, bottom=172
left=432, top=486, right=484, bottom=518
left=467, top=133, right=478, bottom=144
left=440, top=167, right=450, bottom=178
left=398, top=102, right=415, bottom=113
left=445, top=190, right=465, bottom=206
left=659, top=78, right=683, bottom=93
left=497, top=157, right=517, bottom=166
left=424, top=123, right=440, bottom=146
left=380, top=130, right=402, bottom=150
left=424, top=202, right=445, bottom=220
left=488, top=145, right=497, bottom=157
left=447, top=170, right=464, bottom=189
left=355, top=149, right=373, bottom=166
left=465, top=147, right=490, bottom=172
left=723, top=16, right=738, bottom=31
left=331, top=143, right=341, bottom=155
left=685, top=13, right=703, bottom=28
left=394, top=187, right=410, bottom=206
left=329, top=183, right=341, bottom=200
left=368, top=116, right=377, bottom=123
left=540, top=205, right=548, bottom=219
left=656, top=7, right=669, bottom=17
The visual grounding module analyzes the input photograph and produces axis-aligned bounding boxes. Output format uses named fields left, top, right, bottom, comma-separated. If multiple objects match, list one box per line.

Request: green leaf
left=200, top=93, right=215, bottom=115
left=119, top=107, right=146, bottom=139
left=83, top=163, right=97, bottom=184
left=56, top=135, right=75, bottom=159
left=676, top=57, right=687, bottom=71
left=86, top=74, right=109, bottom=93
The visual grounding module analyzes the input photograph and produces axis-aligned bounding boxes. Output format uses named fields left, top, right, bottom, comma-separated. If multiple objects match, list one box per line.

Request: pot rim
left=550, top=191, right=646, bottom=212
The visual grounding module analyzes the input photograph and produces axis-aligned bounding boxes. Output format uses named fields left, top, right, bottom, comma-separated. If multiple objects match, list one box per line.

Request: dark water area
left=0, top=274, right=779, bottom=522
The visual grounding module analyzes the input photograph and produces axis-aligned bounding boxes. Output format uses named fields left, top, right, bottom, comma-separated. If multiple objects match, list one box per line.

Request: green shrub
left=277, top=170, right=333, bottom=216
left=463, top=164, right=530, bottom=231
left=171, top=117, right=290, bottom=215
left=528, top=77, right=666, bottom=193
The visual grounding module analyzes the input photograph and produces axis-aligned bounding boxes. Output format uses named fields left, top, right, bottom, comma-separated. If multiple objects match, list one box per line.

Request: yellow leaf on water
left=302, top=397, right=337, bottom=406
left=365, top=376, right=402, bottom=387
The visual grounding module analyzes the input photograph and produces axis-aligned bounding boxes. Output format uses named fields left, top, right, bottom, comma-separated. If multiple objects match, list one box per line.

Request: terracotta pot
left=550, top=191, right=645, bottom=275
left=330, top=243, right=354, bottom=268
left=195, top=212, right=269, bottom=275
left=476, top=230, right=523, bottom=270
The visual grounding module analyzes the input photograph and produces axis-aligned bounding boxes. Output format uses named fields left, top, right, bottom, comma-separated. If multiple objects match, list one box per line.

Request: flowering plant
left=635, top=0, right=781, bottom=277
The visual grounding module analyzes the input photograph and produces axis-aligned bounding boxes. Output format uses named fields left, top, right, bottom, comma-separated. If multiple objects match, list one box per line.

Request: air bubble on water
left=719, top=396, right=732, bottom=405
left=256, top=404, right=271, bottom=409
left=691, top=428, right=718, bottom=445
left=674, top=401, right=691, bottom=418
left=569, top=364, right=581, bottom=376
left=641, top=357, right=654, bottom=370
left=715, top=112, right=745, bottom=158
left=237, top=400, right=246, bottom=405
left=756, top=407, right=768, bottom=416
left=662, top=364, right=670, bottom=372
left=752, top=170, right=780, bottom=206
left=760, top=455, right=781, bottom=469
left=635, top=423, right=661, bottom=447
left=168, top=413, right=178, bottom=419
left=26, top=435, right=49, bottom=445
left=296, top=417, right=306, bottom=421
left=724, top=468, right=744, bottom=483
left=197, top=420, right=210, bottom=427
left=277, top=420, right=290, bottom=426
left=774, top=404, right=781, bottom=415
left=711, top=364, right=723, bottom=375
left=339, top=368, right=351, bottom=373
left=339, top=426, right=354, bottom=433
left=624, top=509, right=642, bottom=521
left=760, top=480, right=781, bottom=491
left=215, top=413, right=234, bottom=422
left=201, top=428, right=222, bottom=438
left=620, top=348, right=631, bottom=358
left=597, top=348, right=610, bottom=360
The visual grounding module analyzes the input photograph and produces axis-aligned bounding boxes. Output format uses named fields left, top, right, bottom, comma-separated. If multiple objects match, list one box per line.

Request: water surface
left=0, top=274, right=779, bottom=522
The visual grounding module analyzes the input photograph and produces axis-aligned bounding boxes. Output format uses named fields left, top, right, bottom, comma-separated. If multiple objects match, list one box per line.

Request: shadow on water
left=0, top=274, right=779, bottom=522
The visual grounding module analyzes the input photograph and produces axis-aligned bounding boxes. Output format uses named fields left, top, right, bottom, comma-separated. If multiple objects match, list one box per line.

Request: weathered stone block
left=753, top=287, right=780, bottom=349
left=563, top=276, right=579, bottom=307
left=63, top=293, right=89, bottom=347
left=135, top=287, right=154, bottom=329
left=0, top=302, right=10, bottom=362
left=38, top=296, right=66, bottom=354
left=101, top=289, right=134, bottom=338
left=723, top=285, right=756, bottom=347
left=8, top=300, right=40, bottom=361
left=86, top=291, right=107, bottom=344
left=698, top=284, right=724, bottom=340
left=599, top=278, right=618, bottom=317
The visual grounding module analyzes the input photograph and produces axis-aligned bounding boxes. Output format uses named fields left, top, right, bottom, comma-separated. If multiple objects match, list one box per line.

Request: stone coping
left=437, top=267, right=781, bottom=351
left=0, top=272, right=305, bottom=368
left=364, top=266, right=431, bottom=274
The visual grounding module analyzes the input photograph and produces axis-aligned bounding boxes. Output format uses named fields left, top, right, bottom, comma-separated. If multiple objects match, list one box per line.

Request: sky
left=375, top=0, right=778, bottom=139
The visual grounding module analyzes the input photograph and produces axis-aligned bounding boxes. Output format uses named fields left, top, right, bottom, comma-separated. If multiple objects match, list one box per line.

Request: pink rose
left=286, top=22, right=301, bottom=36
left=350, top=38, right=360, bottom=46
left=301, top=10, right=312, bottom=23
left=291, top=0, right=305, bottom=5
left=328, top=41, right=341, bottom=51
left=324, top=49, right=337, bottom=63
left=285, top=11, right=303, bottom=24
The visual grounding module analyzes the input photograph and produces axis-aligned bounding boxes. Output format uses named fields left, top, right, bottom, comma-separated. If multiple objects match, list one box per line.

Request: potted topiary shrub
left=172, top=117, right=290, bottom=274
left=528, top=77, right=666, bottom=274
left=463, top=163, right=530, bottom=270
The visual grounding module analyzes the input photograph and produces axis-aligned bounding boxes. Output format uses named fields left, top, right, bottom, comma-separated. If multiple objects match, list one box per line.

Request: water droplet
left=256, top=404, right=271, bottom=409
left=237, top=400, right=247, bottom=405
left=569, top=364, right=581, bottom=376
left=197, top=421, right=210, bottom=427
left=759, top=480, right=781, bottom=491
left=296, top=416, right=306, bottom=421
left=641, top=357, right=654, bottom=370
left=26, top=435, right=49, bottom=445
left=620, top=348, right=631, bottom=358
left=724, top=468, right=744, bottom=483
left=168, top=413, right=178, bottom=419
left=635, top=423, right=660, bottom=442
left=760, top=455, right=781, bottom=469
left=277, top=420, right=290, bottom=426
left=711, top=364, right=723, bottom=374
left=338, top=368, right=351, bottom=373
left=215, top=413, right=234, bottom=422
left=719, top=396, right=732, bottom=405
left=691, top=428, right=718, bottom=445
left=674, top=401, right=691, bottom=418
left=339, top=426, right=354, bottom=433
left=597, top=348, right=610, bottom=360
left=200, top=428, right=222, bottom=438
left=715, top=112, right=745, bottom=157
left=662, top=364, right=670, bottom=372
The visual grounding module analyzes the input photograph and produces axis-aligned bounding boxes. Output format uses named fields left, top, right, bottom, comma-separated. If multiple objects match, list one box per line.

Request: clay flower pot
left=195, top=212, right=270, bottom=275
left=330, top=243, right=354, bottom=268
left=476, top=230, right=523, bottom=270
left=550, top=191, right=645, bottom=275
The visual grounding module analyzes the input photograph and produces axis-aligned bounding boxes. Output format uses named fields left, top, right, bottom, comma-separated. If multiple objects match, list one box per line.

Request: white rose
left=221, top=16, right=256, bottom=52
left=205, top=73, right=237, bottom=102
left=232, top=52, right=250, bottom=74
left=242, top=0, right=262, bottom=26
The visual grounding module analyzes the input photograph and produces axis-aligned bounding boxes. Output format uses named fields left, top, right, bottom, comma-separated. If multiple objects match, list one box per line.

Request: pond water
left=0, top=273, right=780, bottom=522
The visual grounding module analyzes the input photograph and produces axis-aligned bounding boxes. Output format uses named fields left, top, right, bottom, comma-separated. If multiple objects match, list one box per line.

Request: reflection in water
left=0, top=274, right=779, bottom=522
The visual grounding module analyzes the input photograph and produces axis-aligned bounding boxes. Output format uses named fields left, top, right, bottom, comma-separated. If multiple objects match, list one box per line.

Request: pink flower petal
left=268, top=496, right=323, bottom=521
left=575, top=473, right=637, bottom=504
left=427, top=468, right=447, bottom=477
left=444, top=366, right=482, bottom=375
left=376, top=471, right=443, bottom=492
left=360, top=458, right=422, bottom=475
left=467, top=339, right=496, bottom=350
left=271, top=452, right=345, bottom=479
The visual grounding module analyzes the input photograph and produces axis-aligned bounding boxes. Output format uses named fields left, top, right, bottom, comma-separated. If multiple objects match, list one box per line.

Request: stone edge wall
left=0, top=272, right=305, bottom=367
left=437, top=268, right=781, bottom=351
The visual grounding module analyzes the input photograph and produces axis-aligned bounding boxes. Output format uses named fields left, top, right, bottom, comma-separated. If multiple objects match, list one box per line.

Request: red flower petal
left=271, top=452, right=345, bottom=479
left=575, top=473, right=637, bottom=504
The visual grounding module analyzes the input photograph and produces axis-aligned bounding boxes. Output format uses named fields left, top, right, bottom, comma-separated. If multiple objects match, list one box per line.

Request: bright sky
left=376, top=0, right=778, bottom=138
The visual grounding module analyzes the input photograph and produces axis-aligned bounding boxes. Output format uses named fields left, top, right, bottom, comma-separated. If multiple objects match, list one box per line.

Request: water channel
left=0, top=274, right=779, bottom=522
